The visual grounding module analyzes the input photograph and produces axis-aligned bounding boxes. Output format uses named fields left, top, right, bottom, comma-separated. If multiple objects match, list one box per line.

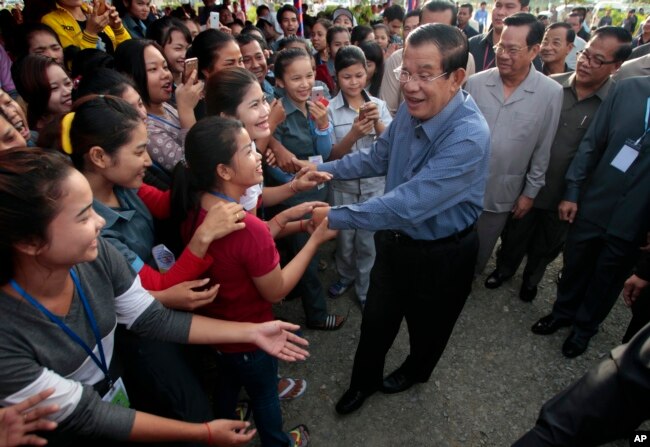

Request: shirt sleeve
left=0, top=45, right=15, bottom=95
left=379, top=51, right=402, bottom=117
left=312, top=121, right=333, bottom=160
left=244, top=219, right=280, bottom=278
left=137, top=184, right=171, bottom=220
left=137, top=247, right=213, bottom=291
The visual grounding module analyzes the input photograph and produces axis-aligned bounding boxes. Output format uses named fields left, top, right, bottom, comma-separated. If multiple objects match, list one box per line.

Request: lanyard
left=147, top=112, right=181, bottom=130
left=9, top=269, right=111, bottom=385
left=209, top=191, right=238, bottom=203
left=635, top=97, right=650, bottom=145
left=483, top=44, right=494, bottom=70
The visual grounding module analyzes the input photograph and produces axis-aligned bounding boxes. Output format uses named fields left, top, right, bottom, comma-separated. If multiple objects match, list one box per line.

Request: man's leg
left=495, top=210, right=539, bottom=279
left=522, top=209, right=569, bottom=287
left=475, top=211, right=510, bottom=274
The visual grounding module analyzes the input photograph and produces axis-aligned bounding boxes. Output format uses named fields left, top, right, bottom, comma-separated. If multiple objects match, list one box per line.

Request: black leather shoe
left=531, top=314, right=571, bottom=335
left=381, top=369, right=418, bottom=394
left=335, top=388, right=373, bottom=415
left=519, top=282, right=538, bottom=302
left=562, top=332, right=589, bottom=358
left=484, top=270, right=509, bottom=289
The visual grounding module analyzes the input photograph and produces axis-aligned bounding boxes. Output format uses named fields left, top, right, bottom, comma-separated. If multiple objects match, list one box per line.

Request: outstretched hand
left=251, top=321, right=309, bottom=362
left=0, top=388, right=58, bottom=447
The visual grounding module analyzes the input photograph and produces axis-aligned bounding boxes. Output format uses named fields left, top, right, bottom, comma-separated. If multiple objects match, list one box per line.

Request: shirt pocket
left=508, top=111, right=537, bottom=141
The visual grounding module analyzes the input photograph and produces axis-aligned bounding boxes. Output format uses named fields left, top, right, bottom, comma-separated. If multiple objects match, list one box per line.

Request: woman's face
left=366, top=60, right=376, bottom=82
left=276, top=57, right=314, bottom=105
left=334, top=14, right=353, bottom=30
left=39, top=170, right=105, bottom=267
left=126, top=0, right=151, bottom=21
left=46, top=64, right=73, bottom=115
left=311, top=23, right=328, bottom=52
left=144, top=45, right=173, bottom=104
left=164, top=30, right=190, bottom=75
left=234, top=82, right=270, bottom=140
left=0, top=114, right=27, bottom=150
left=337, top=62, right=367, bottom=99
left=96, top=122, right=151, bottom=190
left=184, top=20, right=200, bottom=39
left=28, top=31, right=64, bottom=66
left=222, top=127, right=263, bottom=189
left=374, top=28, right=389, bottom=50
left=329, top=31, right=350, bottom=59
left=120, top=85, right=148, bottom=121
left=0, top=90, right=30, bottom=141
left=206, top=41, right=244, bottom=77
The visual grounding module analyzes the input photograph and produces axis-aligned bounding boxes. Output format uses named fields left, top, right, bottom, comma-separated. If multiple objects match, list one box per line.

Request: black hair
left=146, top=16, right=192, bottom=48
left=187, top=29, right=236, bottom=79
left=69, top=49, right=115, bottom=80
left=75, top=68, right=138, bottom=101
left=503, top=13, right=545, bottom=46
left=567, top=12, right=584, bottom=24
left=273, top=47, right=310, bottom=80
left=359, top=41, right=384, bottom=97
left=256, top=4, right=270, bottom=17
left=114, top=39, right=163, bottom=106
left=170, top=116, right=244, bottom=228
left=351, top=25, right=374, bottom=45
left=547, top=22, right=575, bottom=44
left=277, top=4, right=299, bottom=24
left=13, top=23, right=62, bottom=61
left=421, top=0, right=457, bottom=26
left=405, top=9, right=421, bottom=21
left=314, top=17, right=333, bottom=31
left=327, top=25, right=350, bottom=47
left=460, top=3, right=473, bottom=14
left=334, top=44, right=367, bottom=73
left=0, top=148, right=73, bottom=285
left=592, top=26, right=633, bottom=61
left=236, top=32, right=268, bottom=51
left=278, top=35, right=309, bottom=51
left=231, top=18, right=245, bottom=29
left=205, top=67, right=259, bottom=117
left=383, top=4, right=405, bottom=22
left=406, top=23, right=468, bottom=75
left=67, top=95, right=142, bottom=171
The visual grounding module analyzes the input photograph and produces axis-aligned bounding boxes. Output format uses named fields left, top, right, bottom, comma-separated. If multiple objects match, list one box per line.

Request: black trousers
left=496, top=208, right=569, bottom=287
left=349, top=228, right=478, bottom=393
left=551, top=219, right=639, bottom=340
left=622, top=288, right=650, bottom=343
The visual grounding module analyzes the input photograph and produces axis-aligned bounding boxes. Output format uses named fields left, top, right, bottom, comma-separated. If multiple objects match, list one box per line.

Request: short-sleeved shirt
left=147, top=102, right=188, bottom=173
left=184, top=210, right=279, bottom=353
left=327, top=90, right=392, bottom=195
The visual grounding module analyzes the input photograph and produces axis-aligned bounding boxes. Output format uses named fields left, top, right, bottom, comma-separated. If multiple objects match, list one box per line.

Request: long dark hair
left=205, top=67, right=259, bottom=117
left=0, top=148, right=73, bottom=285
left=187, top=29, right=236, bottom=79
left=359, top=41, right=384, bottom=97
left=114, top=39, right=165, bottom=106
left=11, top=55, right=62, bottom=129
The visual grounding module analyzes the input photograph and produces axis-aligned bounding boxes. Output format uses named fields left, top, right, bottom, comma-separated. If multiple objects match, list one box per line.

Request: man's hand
left=310, top=206, right=330, bottom=227
left=623, top=274, right=649, bottom=307
left=291, top=158, right=318, bottom=172
left=512, top=195, right=534, bottom=219
left=558, top=200, right=578, bottom=223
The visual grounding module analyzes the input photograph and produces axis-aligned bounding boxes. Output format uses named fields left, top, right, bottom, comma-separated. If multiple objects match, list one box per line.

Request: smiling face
left=540, top=27, right=572, bottom=65
left=496, top=24, right=538, bottom=81
left=0, top=90, right=30, bottom=141
left=28, top=31, right=64, bottom=66
left=337, top=62, right=367, bottom=100
left=95, top=122, right=151, bottom=190
left=0, top=114, right=27, bottom=150
left=234, top=82, right=270, bottom=140
left=280, top=11, right=299, bottom=37
left=219, top=127, right=263, bottom=190
left=275, top=56, right=314, bottom=105
left=311, top=22, right=328, bottom=52
left=126, top=0, right=151, bottom=20
left=163, top=30, right=190, bottom=74
left=46, top=64, right=73, bottom=115
left=401, top=42, right=461, bottom=121
left=144, top=45, right=173, bottom=104
left=240, top=40, right=268, bottom=83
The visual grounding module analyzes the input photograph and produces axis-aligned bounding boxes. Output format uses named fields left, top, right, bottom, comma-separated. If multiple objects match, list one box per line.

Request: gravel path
left=267, top=240, right=637, bottom=447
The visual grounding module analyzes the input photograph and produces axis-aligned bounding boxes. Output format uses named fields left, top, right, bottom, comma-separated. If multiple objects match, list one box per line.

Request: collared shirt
left=262, top=78, right=275, bottom=103
left=465, top=64, right=563, bottom=212
left=271, top=95, right=332, bottom=205
left=122, top=14, right=147, bottom=39
left=566, top=36, right=585, bottom=70
left=564, top=76, right=650, bottom=243
left=533, top=72, right=612, bottom=211
left=327, top=90, right=393, bottom=195
left=614, top=54, right=650, bottom=80
left=93, top=187, right=155, bottom=273
left=469, top=30, right=543, bottom=73
left=542, top=62, right=572, bottom=76
left=320, top=89, right=490, bottom=240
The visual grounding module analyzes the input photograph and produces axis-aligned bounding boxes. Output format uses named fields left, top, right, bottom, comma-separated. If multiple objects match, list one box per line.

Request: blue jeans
left=214, top=350, right=291, bottom=447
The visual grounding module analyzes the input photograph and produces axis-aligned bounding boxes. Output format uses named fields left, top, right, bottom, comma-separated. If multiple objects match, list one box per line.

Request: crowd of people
left=0, top=0, right=648, bottom=446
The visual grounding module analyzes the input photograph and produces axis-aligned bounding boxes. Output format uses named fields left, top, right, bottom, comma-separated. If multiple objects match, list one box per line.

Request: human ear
left=88, top=146, right=109, bottom=169
left=216, top=163, right=233, bottom=181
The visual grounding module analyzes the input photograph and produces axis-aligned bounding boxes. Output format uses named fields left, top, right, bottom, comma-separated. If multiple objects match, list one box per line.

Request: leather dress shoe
left=562, top=332, right=590, bottom=358
left=381, top=369, right=418, bottom=394
left=484, top=270, right=510, bottom=289
left=519, top=282, right=538, bottom=302
left=531, top=314, right=571, bottom=335
left=335, top=388, right=373, bottom=415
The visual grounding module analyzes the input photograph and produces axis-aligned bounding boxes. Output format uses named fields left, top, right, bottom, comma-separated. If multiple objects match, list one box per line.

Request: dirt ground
left=264, top=240, right=640, bottom=447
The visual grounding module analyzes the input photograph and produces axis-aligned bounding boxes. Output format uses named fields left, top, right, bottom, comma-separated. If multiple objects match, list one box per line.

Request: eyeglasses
left=493, top=44, right=530, bottom=56
left=393, top=67, right=448, bottom=83
left=576, top=50, right=617, bottom=69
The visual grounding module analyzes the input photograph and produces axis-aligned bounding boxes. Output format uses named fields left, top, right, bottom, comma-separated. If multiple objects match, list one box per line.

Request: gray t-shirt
left=0, top=238, right=192, bottom=442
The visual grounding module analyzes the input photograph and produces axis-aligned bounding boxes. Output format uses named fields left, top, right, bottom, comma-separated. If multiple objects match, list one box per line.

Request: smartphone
left=95, top=0, right=107, bottom=15
left=310, top=86, right=324, bottom=104
left=209, top=11, right=220, bottom=29
left=183, top=57, right=198, bottom=84
left=358, top=105, right=367, bottom=122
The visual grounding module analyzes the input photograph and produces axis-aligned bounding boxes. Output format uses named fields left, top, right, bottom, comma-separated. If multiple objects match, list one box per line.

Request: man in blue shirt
left=306, top=23, right=490, bottom=415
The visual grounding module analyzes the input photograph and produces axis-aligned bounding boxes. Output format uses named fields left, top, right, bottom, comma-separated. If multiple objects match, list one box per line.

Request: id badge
left=610, top=139, right=640, bottom=173
left=308, top=156, right=325, bottom=190
left=102, top=377, right=130, bottom=408
left=152, top=244, right=176, bottom=273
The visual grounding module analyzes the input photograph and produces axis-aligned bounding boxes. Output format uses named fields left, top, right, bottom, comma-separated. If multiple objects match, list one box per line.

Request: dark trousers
left=622, top=289, right=650, bottom=343
left=349, top=228, right=478, bottom=393
left=496, top=208, right=569, bottom=287
left=552, top=219, right=639, bottom=339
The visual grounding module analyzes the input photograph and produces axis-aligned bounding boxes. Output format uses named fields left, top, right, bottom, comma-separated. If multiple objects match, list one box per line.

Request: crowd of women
left=0, top=0, right=411, bottom=445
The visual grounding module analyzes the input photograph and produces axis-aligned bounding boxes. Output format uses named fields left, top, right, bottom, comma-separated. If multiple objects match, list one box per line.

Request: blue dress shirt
left=319, top=89, right=491, bottom=240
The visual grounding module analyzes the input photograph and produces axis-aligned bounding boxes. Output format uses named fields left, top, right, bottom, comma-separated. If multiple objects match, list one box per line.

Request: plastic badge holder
left=152, top=244, right=176, bottom=273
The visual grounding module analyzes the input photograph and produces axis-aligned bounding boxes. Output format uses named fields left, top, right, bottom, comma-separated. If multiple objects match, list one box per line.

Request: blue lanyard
left=9, top=269, right=111, bottom=385
left=147, top=112, right=181, bottom=130
left=209, top=191, right=238, bottom=203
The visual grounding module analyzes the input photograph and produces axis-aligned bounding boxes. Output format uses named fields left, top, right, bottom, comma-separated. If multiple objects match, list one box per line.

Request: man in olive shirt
left=485, top=27, right=632, bottom=303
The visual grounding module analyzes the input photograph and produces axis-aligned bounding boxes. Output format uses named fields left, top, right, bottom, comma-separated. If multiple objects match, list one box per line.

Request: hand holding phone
left=183, top=57, right=198, bottom=84
left=310, top=86, right=324, bottom=104
left=209, top=11, right=220, bottom=29
left=94, top=0, right=107, bottom=16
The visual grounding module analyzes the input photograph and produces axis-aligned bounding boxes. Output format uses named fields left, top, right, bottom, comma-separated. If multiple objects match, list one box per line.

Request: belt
left=382, top=224, right=476, bottom=247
